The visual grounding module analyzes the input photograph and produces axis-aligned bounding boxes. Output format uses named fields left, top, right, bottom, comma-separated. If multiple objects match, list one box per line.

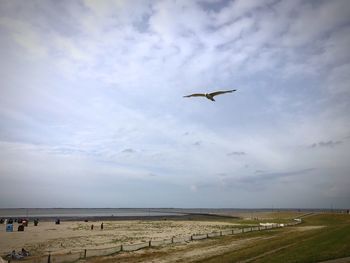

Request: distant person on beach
left=100, top=222, right=103, bottom=230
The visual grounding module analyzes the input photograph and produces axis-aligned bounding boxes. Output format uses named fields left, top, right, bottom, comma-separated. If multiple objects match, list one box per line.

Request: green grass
left=302, top=213, right=349, bottom=226
left=196, top=213, right=350, bottom=263
left=263, top=214, right=350, bottom=263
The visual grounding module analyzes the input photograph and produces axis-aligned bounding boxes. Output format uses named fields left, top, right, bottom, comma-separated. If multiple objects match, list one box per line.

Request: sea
left=0, top=208, right=334, bottom=219
left=0, top=208, right=186, bottom=218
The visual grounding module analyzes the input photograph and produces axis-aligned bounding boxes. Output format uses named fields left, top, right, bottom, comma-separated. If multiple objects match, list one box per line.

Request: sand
left=0, top=219, right=240, bottom=256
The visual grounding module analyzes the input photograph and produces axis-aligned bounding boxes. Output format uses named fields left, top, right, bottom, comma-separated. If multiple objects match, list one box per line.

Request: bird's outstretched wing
left=209, top=89, right=236, bottom=97
left=183, top=93, right=206, bottom=98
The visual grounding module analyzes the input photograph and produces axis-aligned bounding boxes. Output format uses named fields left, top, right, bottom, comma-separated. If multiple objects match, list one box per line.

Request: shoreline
left=1, top=213, right=238, bottom=222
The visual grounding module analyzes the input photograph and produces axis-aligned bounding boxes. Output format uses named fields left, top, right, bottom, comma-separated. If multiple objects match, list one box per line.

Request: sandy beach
left=0, top=218, right=241, bottom=257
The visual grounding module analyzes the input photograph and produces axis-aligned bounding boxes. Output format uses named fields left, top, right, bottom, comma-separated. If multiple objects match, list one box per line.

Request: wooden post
left=149, top=240, right=151, bottom=247
left=84, top=249, right=87, bottom=258
left=47, top=254, right=51, bottom=263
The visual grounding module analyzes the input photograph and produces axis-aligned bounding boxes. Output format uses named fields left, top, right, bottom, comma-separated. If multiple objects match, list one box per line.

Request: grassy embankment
left=196, top=213, right=350, bottom=263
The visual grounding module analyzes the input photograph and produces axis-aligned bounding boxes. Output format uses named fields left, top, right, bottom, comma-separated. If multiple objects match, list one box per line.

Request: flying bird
left=183, top=89, right=236, bottom=101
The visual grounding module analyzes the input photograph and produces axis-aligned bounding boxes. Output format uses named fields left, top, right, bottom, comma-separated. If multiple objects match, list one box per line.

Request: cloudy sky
left=0, top=0, right=349, bottom=208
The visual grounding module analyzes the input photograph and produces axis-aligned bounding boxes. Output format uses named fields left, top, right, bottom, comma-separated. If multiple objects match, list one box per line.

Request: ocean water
left=0, top=208, right=185, bottom=218
left=0, top=208, right=264, bottom=218
left=0, top=208, right=332, bottom=218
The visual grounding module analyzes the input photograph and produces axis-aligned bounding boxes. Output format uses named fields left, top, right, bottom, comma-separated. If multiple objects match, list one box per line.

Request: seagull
left=183, top=89, right=236, bottom=101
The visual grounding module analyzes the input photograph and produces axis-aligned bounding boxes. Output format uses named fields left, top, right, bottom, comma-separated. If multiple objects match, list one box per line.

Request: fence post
left=47, top=253, right=51, bottom=263
left=121, top=245, right=123, bottom=251
left=171, top=237, right=174, bottom=243
left=220, top=231, right=222, bottom=236
left=84, top=249, right=87, bottom=258
left=149, top=240, right=151, bottom=247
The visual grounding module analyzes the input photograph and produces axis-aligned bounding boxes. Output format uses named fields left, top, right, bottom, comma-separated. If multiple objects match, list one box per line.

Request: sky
left=0, top=0, right=349, bottom=209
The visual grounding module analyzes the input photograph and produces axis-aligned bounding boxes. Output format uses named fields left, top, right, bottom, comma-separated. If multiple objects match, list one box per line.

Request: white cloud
left=0, top=17, right=47, bottom=58
left=213, top=0, right=276, bottom=26
left=0, top=0, right=350, bottom=208
left=327, top=63, right=350, bottom=94
left=281, top=0, right=350, bottom=47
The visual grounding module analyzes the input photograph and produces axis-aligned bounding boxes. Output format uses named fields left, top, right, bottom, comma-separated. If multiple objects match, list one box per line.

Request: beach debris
left=6, top=249, right=30, bottom=260
left=20, top=248, right=30, bottom=257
